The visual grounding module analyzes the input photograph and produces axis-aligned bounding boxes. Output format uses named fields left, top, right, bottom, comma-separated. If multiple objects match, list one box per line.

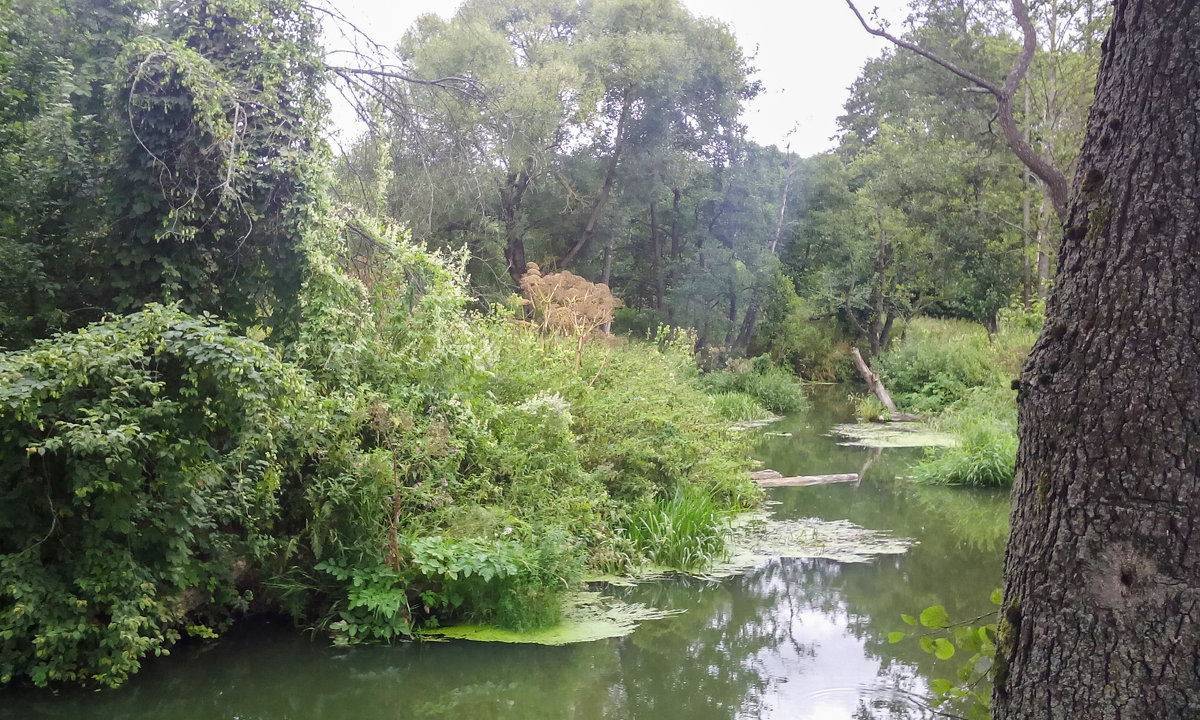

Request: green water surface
left=0, top=389, right=1009, bottom=720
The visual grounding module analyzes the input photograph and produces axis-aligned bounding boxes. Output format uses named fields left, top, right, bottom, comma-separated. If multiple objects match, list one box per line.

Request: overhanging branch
left=843, top=0, right=1070, bottom=223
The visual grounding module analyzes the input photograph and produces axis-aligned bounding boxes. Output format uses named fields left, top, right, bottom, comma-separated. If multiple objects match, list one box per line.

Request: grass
left=868, top=316, right=1034, bottom=488
left=702, top=356, right=809, bottom=415
left=710, top=391, right=772, bottom=421
left=626, top=484, right=730, bottom=572
left=853, top=393, right=889, bottom=422
left=911, top=386, right=1018, bottom=488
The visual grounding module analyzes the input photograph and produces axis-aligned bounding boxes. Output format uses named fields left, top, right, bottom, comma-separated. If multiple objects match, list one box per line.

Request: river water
left=0, top=391, right=1009, bottom=719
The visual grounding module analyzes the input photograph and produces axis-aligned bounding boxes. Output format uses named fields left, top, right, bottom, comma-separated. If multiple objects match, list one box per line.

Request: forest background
left=0, top=0, right=1105, bottom=692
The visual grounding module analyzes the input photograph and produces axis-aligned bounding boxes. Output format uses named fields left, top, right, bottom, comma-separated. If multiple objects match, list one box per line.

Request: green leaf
left=990, top=588, right=1003, bottom=605
left=887, top=631, right=906, bottom=644
left=932, top=637, right=956, bottom=660
left=956, top=625, right=981, bottom=651
left=968, top=703, right=991, bottom=720
left=930, top=678, right=954, bottom=694
left=920, top=637, right=935, bottom=654
left=900, top=613, right=918, bottom=626
left=920, top=605, right=951, bottom=629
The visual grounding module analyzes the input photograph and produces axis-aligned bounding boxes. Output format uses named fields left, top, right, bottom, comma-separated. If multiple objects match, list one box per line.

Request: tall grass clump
left=911, top=386, right=1017, bottom=487
left=626, top=484, right=730, bottom=572
left=853, top=393, right=889, bottom=422
left=710, top=391, right=771, bottom=421
left=702, top=355, right=808, bottom=415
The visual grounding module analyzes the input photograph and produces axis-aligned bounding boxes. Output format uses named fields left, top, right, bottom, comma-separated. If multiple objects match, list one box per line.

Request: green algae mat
left=831, top=422, right=958, bottom=448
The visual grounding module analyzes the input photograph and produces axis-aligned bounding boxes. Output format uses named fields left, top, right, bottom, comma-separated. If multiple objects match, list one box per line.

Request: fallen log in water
left=749, top=470, right=860, bottom=487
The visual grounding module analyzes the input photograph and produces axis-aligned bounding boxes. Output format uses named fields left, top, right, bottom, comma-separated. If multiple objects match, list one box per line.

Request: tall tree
left=997, top=1, right=1199, bottom=717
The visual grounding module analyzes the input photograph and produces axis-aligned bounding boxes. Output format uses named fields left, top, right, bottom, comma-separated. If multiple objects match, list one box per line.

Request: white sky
left=323, top=0, right=912, bottom=157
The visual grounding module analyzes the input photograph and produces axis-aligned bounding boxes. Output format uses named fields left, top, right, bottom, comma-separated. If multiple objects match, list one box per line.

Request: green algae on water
left=831, top=422, right=958, bottom=448
left=427, top=591, right=683, bottom=645
left=702, top=511, right=913, bottom=577
left=431, top=512, right=912, bottom=645
left=729, top=416, right=783, bottom=431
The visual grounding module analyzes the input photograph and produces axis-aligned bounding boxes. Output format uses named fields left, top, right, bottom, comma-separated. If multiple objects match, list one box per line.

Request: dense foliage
left=0, top=0, right=1107, bottom=692
left=332, top=0, right=1102, bottom=373
left=873, top=316, right=1038, bottom=487
left=0, top=0, right=761, bottom=689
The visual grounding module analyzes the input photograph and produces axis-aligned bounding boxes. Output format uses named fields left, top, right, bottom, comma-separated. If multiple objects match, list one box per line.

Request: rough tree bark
left=996, top=3, right=1200, bottom=718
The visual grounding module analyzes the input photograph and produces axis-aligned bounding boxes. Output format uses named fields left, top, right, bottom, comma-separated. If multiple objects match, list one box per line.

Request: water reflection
left=0, top=390, right=1008, bottom=720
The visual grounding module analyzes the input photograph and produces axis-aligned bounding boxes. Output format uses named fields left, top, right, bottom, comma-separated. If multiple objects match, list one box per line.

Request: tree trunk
left=850, top=346, right=897, bottom=415
left=1035, top=199, right=1053, bottom=301
left=600, top=232, right=614, bottom=288
left=558, top=89, right=632, bottom=268
left=996, top=3, right=1200, bottom=718
left=1022, top=83, right=1034, bottom=311
left=649, top=200, right=664, bottom=310
left=724, top=279, right=738, bottom=347
left=734, top=302, right=758, bottom=351
left=500, top=159, right=534, bottom=287
left=670, top=187, right=683, bottom=261
left=867, top=202, right=892, bottom=356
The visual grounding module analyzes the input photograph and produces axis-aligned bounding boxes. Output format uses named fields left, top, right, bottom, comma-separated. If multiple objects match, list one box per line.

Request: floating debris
left=750, top=469, right=859, bottom=487
left=831, top=422, right=958, bottom=448
left=430, top=511, right=911, bottom=644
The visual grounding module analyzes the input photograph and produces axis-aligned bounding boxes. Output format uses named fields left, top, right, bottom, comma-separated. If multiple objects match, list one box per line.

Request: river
left=0, top=390, right=1009, bottom=719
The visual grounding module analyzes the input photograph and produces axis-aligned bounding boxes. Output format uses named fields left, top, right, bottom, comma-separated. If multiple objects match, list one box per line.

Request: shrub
left=0, top=230, right=763, bottom=686
left=875, top=318, right=996, bottom=412
left=0, top=305, right=325, bottom=686
left=611, top=307, right=664, bottom=339
left=408, top=531, right=584, bottom=631
left=750, top=269, right=852, bottom=381
left=702, top=356, right=808, bottom=415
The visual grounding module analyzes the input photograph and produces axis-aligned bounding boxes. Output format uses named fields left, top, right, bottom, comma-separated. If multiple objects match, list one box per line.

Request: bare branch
left=844, top=0, right=1002, bottom=96
left=995, top=0, right=1070, bottom=222
left=843, top=0, right=1070, bottom=223
left=326, top=65, right=481, bottom=96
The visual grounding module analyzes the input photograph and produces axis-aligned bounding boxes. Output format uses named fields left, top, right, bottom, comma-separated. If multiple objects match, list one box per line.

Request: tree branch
left=843, top=0, right=1070, bottom=223
left=326, top=65, right=480, bottom=93
left=844, top=0, right=1001, bottom=95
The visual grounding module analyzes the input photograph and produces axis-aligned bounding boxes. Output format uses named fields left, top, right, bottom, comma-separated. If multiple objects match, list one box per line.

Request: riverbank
left=0, top=393, right=1009, bottom=719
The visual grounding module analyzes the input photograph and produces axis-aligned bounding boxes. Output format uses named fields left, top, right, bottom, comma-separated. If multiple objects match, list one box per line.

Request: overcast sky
left=323, top=0, right=912, bottom=157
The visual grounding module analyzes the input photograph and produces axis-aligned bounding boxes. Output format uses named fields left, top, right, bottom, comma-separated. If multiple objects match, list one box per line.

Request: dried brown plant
left=520, top=263, right=623, bottom=369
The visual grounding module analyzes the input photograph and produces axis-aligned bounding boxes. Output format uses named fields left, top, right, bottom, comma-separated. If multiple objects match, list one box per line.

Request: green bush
left=749, top=269, right=852, bottom=382
left=408, top=531, right=583, bottom=631
left=875, top=318, right=996, bottom=412
left=0, top=305, right=325, bottom=686
left=611, top=307, right=664, bottom=339
left=0, top=230, right=762, bottom=687
left=702, top=356, right=808, bottom=415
